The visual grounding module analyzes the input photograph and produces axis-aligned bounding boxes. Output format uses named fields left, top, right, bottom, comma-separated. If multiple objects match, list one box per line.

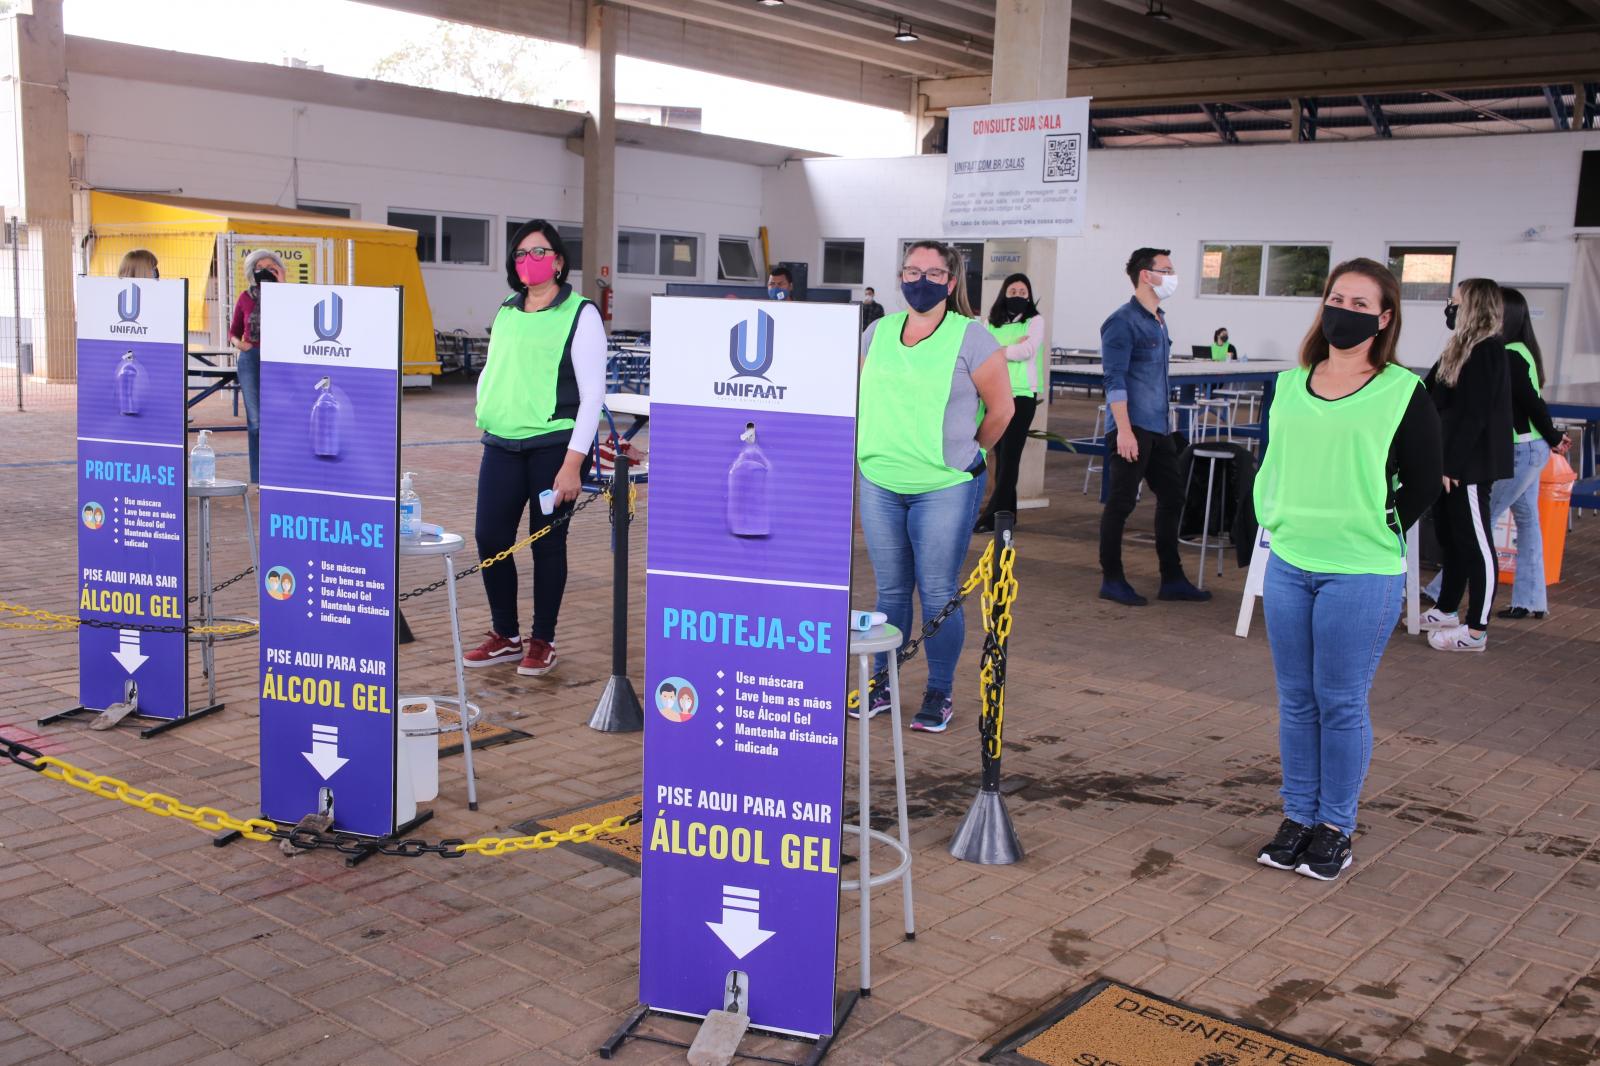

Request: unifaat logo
left=715, top=309, right=787, bottom=400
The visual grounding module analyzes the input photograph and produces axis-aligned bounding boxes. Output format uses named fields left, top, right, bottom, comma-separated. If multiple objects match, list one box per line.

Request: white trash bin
left=398, top=696, right=441, bottom=804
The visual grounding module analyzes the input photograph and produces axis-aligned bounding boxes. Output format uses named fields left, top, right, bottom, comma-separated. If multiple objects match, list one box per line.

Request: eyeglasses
left=900, top=267, right=951, bottom=283
left=1146, top=267, right=1176, bottom=275
left=513, top=247, right=558, bottom=262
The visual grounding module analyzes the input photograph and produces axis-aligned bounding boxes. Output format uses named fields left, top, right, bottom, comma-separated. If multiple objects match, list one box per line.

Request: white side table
left=398, top=529, right=480, bottom=810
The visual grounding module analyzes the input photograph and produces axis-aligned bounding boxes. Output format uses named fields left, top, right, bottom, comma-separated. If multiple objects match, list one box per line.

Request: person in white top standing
left=976, top=272, right=1046, bottom=533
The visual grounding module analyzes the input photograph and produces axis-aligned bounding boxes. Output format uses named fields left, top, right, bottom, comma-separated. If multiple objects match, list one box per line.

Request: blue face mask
left=767, top=287, right=788, bottom=301
left=901, top=276, right=948, bottom=313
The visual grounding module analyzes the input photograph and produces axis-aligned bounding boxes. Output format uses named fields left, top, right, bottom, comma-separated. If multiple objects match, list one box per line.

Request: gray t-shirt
left=861, top=315, right=1001, bottom=475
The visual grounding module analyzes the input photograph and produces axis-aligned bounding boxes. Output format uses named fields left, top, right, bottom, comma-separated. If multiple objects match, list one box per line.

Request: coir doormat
left=983, top=981, right=1367, bottom=1066
left=434, top=707, right=533, bottom=759
left=512, top=793, right=644, bottom=874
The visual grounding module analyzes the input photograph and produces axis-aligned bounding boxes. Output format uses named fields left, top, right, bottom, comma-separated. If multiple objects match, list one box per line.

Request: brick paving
left=1, top=380, right=1598, bottom=1065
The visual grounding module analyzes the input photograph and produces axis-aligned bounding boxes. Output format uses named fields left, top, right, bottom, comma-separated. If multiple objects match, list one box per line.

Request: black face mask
left=1217, top=334, right=1228, bottom=344
left=1004, top=295, right=1033, bottom=318
left=1321, top=305, right=1383, bottom=351
left=1444, top=303, right=1458, bottom=331
left=253, top=269, right=276, bottom=285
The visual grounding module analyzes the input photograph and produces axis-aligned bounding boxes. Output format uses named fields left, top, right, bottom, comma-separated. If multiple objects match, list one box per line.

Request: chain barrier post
left=949, top=511, right=1024, bottom=865
left=589, top=453, right=644, bottom=732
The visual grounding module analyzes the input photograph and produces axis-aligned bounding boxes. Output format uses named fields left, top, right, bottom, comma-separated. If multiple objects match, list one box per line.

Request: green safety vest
left=475, top=289, right=589, bottom=441
left=1508, top=341, right=1540, bottom=441
left=988, top=320, right=1037, bottom=397
left=1254, top=363, right=1421, bottom=576
left=859, top=312, right=973, bottom=494
left=1210, top=343, right=1230, bottom=361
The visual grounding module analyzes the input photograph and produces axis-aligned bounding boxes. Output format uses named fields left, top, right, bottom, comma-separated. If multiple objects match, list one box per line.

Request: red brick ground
left=1, top=380, right=1597, bottom=1065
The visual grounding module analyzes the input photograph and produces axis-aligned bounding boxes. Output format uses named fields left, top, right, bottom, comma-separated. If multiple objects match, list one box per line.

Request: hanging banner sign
left=640, top=297, right=859, bottom=1038
left=76, top=276, right=189, bottom=719
left=257, top=284, right=401, bottom=838
left=944, top=96, right=1092, bottom=237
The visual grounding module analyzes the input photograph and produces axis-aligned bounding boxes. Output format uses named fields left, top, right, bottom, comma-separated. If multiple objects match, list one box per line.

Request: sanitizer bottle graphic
left=115, top=351, right=139, bottom=415
left=727, top=422, right=771, bottom=538
left=310, top=376, right=341, bottom=458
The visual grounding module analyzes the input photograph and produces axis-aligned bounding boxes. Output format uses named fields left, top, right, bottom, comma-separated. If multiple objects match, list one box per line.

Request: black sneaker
left=1295, top=824, right=1354, bottom=881
left=847, top=684, right=892, bottom=721
left=1256, top=818, right=1315, bottom=871
left=910, top=690, right=952, bottom=733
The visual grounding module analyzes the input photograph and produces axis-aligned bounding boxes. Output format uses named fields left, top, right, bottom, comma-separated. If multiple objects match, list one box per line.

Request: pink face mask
left=516, top=251, right=558, bottom=287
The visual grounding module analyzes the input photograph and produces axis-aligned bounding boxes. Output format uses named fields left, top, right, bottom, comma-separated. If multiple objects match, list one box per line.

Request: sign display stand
left=41, top=276, right=210, bottom=738
left=242, top=283, right=419, bottom=854
left=606, top=298, right=861, bottom=1059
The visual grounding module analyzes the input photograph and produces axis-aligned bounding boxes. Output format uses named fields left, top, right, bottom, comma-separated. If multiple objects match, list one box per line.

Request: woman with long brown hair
left=1419, top=278, right=1513, bottom=652
left=1253, top=258, right=1440, bottom=881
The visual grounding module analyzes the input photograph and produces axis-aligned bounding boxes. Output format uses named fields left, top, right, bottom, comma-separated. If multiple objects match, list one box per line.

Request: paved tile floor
left=1, top=380, right=1598, bottom=1065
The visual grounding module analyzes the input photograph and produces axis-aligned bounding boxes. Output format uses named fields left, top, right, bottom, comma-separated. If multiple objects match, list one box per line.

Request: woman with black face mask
left=1252, top=258, right=1440, bottom=883
left=229, top=250, right=286, bottom=483
left=975, top=272, right=1045, bottom=533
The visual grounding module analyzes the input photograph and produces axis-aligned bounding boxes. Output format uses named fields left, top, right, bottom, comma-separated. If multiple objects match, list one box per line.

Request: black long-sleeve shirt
left=1387, top=381, right=1444, bottom=532
left=1507, top=352, right=1563, bottom=446
left=1424, top=338, right=1514, bottom=484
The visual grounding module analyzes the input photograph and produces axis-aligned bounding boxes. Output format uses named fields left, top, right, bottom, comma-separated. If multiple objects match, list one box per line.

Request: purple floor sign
left=257, top=285, right=401, bottom=837
left=76, top=276, right=189, bottom=719
left=641, top=297, right=860, bottom=1037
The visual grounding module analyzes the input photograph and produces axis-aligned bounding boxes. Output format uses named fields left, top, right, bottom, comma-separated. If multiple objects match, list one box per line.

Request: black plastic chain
left=0, top=734, right=45, bottom=773
left=398, top=491, right=603, bottom=603
left=860, top=581, right=974, bottom=706
left=187, top=565, right=257, bottom=604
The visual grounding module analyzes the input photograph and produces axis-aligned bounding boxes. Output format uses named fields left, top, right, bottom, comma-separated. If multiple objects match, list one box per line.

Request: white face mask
left=1151, top=272, right=1180, bottom=301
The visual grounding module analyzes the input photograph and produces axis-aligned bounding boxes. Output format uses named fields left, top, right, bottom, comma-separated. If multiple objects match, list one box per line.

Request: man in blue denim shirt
left=1098, top=247, right=1209, bottom=607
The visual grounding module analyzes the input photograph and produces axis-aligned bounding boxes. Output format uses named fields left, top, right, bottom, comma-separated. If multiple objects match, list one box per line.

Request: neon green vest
left=987, top=320, right=1036, bottom=397
left=859, top=312, right=971, bottom=494
left=1210, top=343, right=1229, bottom=361
left=1508, top=341, right=1540, bottom=440
left=1254, top=363, right=1420, bottom=576
left=475, top=290, right=589, bottom=441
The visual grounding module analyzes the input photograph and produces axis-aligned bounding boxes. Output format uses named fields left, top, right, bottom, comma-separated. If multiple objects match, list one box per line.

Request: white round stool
left=398, top=528, right=481, bottom=810
left=188, top=478, right=259, bottom=710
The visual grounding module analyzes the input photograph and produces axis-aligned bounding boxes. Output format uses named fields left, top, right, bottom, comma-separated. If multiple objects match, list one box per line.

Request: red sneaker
left=518, top=639, right=558, bottom=677
left=463, top=631, right=521, bottom=668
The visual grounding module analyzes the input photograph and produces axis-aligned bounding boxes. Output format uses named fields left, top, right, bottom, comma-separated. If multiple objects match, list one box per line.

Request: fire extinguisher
left=597, top=276, right=613, bottom=322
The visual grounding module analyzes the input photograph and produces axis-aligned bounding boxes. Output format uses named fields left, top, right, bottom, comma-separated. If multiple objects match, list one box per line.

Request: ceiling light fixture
left=894, top=19, right=919, bottom=42
left=757, top=0, right=784, bottom=6
left=1145, top=1, right=1173, bottom=20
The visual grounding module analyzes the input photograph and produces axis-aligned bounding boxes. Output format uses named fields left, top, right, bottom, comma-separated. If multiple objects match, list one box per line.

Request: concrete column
left=581, top=1, right=616, bottom=311
left=986, top=0, right=1071, bottom=511
left=11, top=0, right=74, bottom=381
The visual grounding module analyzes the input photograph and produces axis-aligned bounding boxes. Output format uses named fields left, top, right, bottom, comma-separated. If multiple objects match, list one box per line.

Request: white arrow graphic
left=110, top=629, right=148, bottom=674
left=302, top=723, right=349, bottom=779
left=706, top=886, right=775, bottom=959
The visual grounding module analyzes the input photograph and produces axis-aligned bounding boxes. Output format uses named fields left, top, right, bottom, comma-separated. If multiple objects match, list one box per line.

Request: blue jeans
left=1422, top=439, right=1550, bottom=611
left=858, top=472, right=985, bottom=695
left=236, top=347, right=261, bottom=483
left=1264, top=554, right=1403, bottom=835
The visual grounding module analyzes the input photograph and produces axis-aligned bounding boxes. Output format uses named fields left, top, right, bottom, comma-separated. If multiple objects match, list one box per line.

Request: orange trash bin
left=1496, top=451, right=1576, bottom=586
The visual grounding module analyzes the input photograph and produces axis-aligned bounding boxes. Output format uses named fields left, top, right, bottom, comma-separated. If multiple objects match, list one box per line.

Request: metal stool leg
left=856, top=650, right=872, bottom=995
left=886, top=646, right=914, bottom=940
left=242, top=491, right=260, bottom=572
left=200, top=496, right=216, bottom=707
left=443, top=553, right=478, bottom=811
left=1083, top=405, right=1104, bottom=495
left=1201, top=456, right=1220, bottom=584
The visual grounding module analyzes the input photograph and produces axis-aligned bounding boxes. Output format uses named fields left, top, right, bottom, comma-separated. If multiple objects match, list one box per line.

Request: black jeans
left=980, top=394, right=1037, bottom=524
left=1098, top=426, right=1186, bottom=584
left=1432, top=482, right=1497, bottom=630
left=474, top=442, right=583, bottom=642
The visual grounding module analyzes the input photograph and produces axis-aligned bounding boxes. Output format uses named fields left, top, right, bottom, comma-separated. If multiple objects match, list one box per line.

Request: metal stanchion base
left=598, top=991, right=859, bottom=1064
left=398, top=608, right=415, bottom=646
left=38, top=704, right=225, bottom=739
left=587, top=674, right=644, bottom=733
left=948, top=786, right=1025, bottom=865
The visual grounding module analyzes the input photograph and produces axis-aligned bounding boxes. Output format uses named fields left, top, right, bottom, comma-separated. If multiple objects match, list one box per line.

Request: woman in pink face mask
left=465, top=219, right=607, bottom=678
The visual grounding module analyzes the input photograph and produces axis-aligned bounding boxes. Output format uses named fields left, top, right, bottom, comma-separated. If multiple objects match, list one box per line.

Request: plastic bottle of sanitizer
left=311, top=376, right=341, bottom=458
left=399, top=471, right=421, bottom=539
left=727, top=422, right=771, bottom=538
left=115, top=351, right=139, bottom=415
left=190, top=430, right=216, bottom=486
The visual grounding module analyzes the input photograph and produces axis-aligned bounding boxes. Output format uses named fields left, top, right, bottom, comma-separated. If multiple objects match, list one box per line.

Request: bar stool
left=1214, top=387, right=1260, bottom=427
left=1082, top=404, right=1107, bottom=494
left=1195, top=397, right=1234, bottom=442
left=189, top=479, right=259, bottom=710
left=397, top=527, right=480, bottom=810
left=843, top=623, right=915, bottom=997
left=1170, top=402, right=1202, bottom=438
left=1180, top=448, right=1235, bottom=588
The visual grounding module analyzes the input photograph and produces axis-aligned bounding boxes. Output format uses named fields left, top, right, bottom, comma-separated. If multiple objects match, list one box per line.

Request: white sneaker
left=1428, top=625, right=1486, bottom=653
left=1418, top=607, right=1460, bottom=632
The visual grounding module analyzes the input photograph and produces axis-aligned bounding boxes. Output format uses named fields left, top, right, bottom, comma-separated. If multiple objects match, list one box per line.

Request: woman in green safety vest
left=1422, top=286, right=1570, bottom=619
left=1210, top=327, right=1238, bottom=361
left=853, top=240, right=1014, bottom=733
left=1252, top=258, right=1441, bottom=883
left=462, top=219, right=605, bottom=678
left=975, top=272, right=1046, bottom=534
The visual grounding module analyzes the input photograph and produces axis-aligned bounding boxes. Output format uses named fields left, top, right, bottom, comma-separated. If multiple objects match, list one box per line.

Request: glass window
left=618, top=229, right=656, bottom=276
left=1264, top=245, right=1330, bottom=298
left=822, top=240, right=865, bottom=286
left=388, top=210, right=437, bottom=263
left=298, top=201, right=355, bottom=219
left=1387, top=245, right=1457, bottom=302
left=718, top=237, right=759, bottom=281
left=440, top=215, right=490, bottom=265
left=659, top=234, right=699, bottom=278
left=1200, top=243, right=1263, bottom=296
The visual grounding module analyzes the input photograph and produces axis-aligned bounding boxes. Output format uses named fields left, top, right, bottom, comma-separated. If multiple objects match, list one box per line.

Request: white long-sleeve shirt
left=567, top=302, right=607, bottom=453
left=1002, top=315, right=1047, bottom=393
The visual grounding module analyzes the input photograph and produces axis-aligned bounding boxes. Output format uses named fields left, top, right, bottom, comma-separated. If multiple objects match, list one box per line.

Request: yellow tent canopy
left=87, top=191, right=439, bottom=375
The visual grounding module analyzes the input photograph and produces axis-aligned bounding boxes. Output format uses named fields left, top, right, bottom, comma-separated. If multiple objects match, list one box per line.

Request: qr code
left=1043, top=133, right=1081, bottom=183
